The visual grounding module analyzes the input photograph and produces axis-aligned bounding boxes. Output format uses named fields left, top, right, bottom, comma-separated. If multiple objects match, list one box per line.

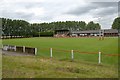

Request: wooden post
left=50, top=48, right=52, bottom=58
left=23, top=46, right=25, bottom=53
left=35, top=48, right=37, bottom=55
left=71, top=50, right=74, bottom=61
left=14, top=46, right=16, bottom=51
left=98, top=51, right=101, bottom=64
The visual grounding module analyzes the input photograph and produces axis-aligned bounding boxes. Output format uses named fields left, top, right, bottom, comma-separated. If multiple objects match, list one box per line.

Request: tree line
left=1, top=17, right=119, bottom=37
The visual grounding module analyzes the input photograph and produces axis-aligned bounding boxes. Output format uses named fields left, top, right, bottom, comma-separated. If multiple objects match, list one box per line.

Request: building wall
left=54, top=29, right=118, bottom=37
left=70, top=29, right=118, bottom=37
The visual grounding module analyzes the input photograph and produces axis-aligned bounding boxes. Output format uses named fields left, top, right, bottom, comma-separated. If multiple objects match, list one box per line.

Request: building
left=104, top=29, right=118, bottom=37
left=54, top=29, right=119, bottom=37
left=71, top=29, right=119, bottom=37
left=54, top=30, right=70, bottom=37
left=71, top=30, right=100, bottom=37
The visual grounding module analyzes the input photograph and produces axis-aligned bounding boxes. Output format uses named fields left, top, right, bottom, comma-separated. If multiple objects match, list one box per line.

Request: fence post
left=98, top=51, right=101, bottom=64
left=14, top=46, right=16, bottom=51
left=50, top=48, right=52, bottom=58
left=35, top=48, right=37, bottom=55
left=23, top=46, right=25, bottom=53
left=71, top=50, right=74, bottom=61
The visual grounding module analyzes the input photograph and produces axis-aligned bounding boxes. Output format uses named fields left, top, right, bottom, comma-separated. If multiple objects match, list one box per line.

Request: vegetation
left=39, top=32, right=54, bottom=37
left=2, top=36, right=118, bottom=78
left=112, top=17, right=120, bottom=30
left=1, top=16, right=119, bottom=78
left=2, top=55, right=118, bottom=78
left=1, top=18, right=101, bottom=37
left=86, top=21, right=100, bottom=30
left=1, top=17, right=120, bottom=38
left=3, top=37, right=118, bottom=65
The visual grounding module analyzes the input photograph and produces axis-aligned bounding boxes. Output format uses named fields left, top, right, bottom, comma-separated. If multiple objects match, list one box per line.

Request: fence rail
left=40, top=47, right=119, bottom=64
left=2, top=44, right=119, bottom=64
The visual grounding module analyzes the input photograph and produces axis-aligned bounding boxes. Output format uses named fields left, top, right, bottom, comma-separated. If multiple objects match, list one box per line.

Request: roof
left=71, top=29, right=118, bottom=34
left=104, top=29, right=118, bottom=33
left=71, top=30, right=100, bottom=34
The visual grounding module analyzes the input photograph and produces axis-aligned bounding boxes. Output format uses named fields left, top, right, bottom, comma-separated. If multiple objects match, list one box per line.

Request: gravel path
left=2, top=50, right=34, bottom=56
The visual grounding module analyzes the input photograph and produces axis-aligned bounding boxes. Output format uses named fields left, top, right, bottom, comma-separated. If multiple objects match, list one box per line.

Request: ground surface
left=2, top=37, right=119, bottom=78
left=2, top=50, right=34, bottom=56
left=2, top=54, right=118, bottom=78
left=2, top=37, right=118, bottom=65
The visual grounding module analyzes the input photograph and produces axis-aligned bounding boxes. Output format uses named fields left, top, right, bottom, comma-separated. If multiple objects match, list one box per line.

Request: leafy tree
left=78, top=21, right=86, bottom=30
left=1, top=17, right=101, bottom=38
left=112, top=17, right=120, bottom=30
left=86, top=21, right=100, bottom=30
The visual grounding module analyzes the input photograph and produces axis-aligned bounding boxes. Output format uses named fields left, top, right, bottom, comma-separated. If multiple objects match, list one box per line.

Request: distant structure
left=54, top=29, right=119, bottom=37
left=54, top=30, right=70, bottom=37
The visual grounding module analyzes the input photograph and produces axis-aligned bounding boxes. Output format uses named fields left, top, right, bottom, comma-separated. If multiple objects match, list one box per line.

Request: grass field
left=2, top=55, right=118, bottom=78
left=2, top=37, right=118, bottom=65
left=2, top=37, right=118, bottom=78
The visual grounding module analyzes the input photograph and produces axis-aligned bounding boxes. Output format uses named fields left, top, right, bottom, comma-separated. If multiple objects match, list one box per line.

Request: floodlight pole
left=98, top=17, right=102, bottom=40
left=39, top=29, right=40, bottom=37
left=9, top=27, right=10, bottom=39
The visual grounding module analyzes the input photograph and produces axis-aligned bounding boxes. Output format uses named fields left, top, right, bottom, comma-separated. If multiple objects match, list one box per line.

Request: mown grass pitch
left=2, top=37, right=118, bottom=65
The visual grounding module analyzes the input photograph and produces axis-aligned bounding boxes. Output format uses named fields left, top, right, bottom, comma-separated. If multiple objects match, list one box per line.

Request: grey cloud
left=33, top=15, right=54, bottom=23
left=66, top=3, right=97, bottom=15
left=15, top=12, right=34, bottom=20
left=24, top=2, right=43, bottom=9
left=66, top=2, right=118, bottom=16
left=40, top=16, right=53, bottom=21
left=94, top=7, right=117, bottom=17
left=1, top=10, right=35, bottom=21
left=84, top=0, right=120, bottom=2
left=118, top=1, right=120, bottom=16
left=0, top=0, right=118, bottom=29
left=93, top=2, right=118, bottom=7
left=13, top=2, right=43, bottom=9
left=67, top=7, right=94, bottom=15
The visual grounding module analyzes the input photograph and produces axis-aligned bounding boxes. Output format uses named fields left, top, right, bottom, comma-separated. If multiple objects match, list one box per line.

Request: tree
left=78, top=21, right=86, bottom=30
left=86, top=21, right=101, bottom=30
left=112, top=17, right=120, bottom=30
left=1, top=17, right=101, bottom=38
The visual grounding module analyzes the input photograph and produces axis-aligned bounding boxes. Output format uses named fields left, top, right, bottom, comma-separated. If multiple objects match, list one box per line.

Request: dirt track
left=2, top=50, right=34, bottom=56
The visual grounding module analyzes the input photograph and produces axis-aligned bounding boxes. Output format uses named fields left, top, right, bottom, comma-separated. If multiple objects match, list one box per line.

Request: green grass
left=2, top=55, right=118, bottom=78
left=2, top=37, right=118, bottom=78
left=2, top=37, right=118, bottom=65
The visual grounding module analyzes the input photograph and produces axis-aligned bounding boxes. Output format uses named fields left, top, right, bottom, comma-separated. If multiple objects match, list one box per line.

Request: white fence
left=49, top=48, right=101, bottom=64
left=2, top=45, right=37, bottom=55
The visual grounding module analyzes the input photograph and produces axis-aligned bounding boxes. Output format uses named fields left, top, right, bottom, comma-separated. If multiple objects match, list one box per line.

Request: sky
left=0, top=0, right=119, bottom=29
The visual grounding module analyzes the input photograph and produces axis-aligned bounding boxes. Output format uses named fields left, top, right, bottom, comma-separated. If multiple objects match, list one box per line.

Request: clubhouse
left=54, top=29, right=119, bottom=37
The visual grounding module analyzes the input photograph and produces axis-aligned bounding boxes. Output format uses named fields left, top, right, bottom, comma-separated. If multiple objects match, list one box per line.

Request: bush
left=39, top=32, right=54, bottom=37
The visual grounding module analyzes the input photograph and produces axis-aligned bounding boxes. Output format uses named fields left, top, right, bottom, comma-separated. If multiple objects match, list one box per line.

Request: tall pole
left=39, top=29, right=40, bottom=37
left=9, top=26, right=10, bottom=39
left=98, top=17, right=101, bottom=40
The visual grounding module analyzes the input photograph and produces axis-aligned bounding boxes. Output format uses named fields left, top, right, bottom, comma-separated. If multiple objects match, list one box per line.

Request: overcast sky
left=0, top=0, right=119, bottom=29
